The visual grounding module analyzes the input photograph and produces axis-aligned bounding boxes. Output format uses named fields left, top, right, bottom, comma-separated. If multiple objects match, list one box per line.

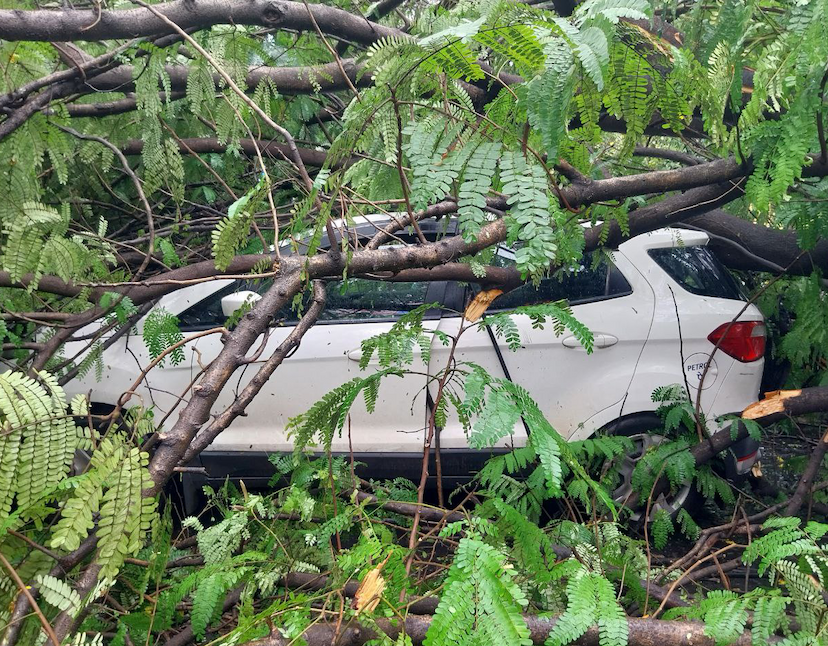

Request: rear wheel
left=606, top=418, right=700, bottom=520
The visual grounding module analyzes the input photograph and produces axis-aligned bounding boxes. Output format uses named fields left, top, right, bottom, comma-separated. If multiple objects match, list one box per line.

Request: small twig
left=389, top=87, right=428, bottom=245
left=55, top=124, right=155, bottom=280
left=7, top=530, right=61, bottom=561
left=113, top=326, right=227, bottom=417
left=651, top=544, right=736, bottom=618
left=301, top=0, right=361, bottom=102
left=0, top=551, right=61, bottom=646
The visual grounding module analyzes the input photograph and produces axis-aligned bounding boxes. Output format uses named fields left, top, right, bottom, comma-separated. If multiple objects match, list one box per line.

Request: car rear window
left=471, top=251, right=633, bottom=311
left=648, top=246, right=746, bottom=301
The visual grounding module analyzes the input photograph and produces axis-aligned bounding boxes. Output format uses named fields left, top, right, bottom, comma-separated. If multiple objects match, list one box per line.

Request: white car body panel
left=433, top=249, right=656, bottom=445
left=190, top=318, right=434, bottom=454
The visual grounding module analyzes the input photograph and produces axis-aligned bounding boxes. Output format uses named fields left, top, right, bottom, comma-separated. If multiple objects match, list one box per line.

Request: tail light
left=707, top=321, right=766, bottom=362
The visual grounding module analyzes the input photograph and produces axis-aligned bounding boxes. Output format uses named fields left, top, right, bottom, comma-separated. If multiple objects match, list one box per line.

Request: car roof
left=282, top=212, right=710, bottom=250
left=302, top=213, right=709, bottom=251
left=285, top=213, right=458, bottom=253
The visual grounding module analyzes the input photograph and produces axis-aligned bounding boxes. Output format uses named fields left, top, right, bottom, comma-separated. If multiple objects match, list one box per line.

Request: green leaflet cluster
left=425, top=538, right=532, bottom=646
left=457, top=141, right=502, bottom=241
left=737, top=0, right=828, bottom=213
left=133, top=45, right=185, bottom=203
left=48, top=434, right=157, bottom=582
left=142, top=307, right=185, bottom=366
left=401, top=116, right=570, bottom=277
left=211, top=175, right=270, bottom=271
left=546, top=562, right=628, bottom=646
left=286, top=369, right=400, bottom=454
left=0, top=371, right=158, bottom=637
left=95, top=445, right=157, bottom=580
left=0, top=371, right=87, bottom=521
left=500, top=151, right=562, bottom=277
left=1, top=201, right=110, bottom=286
left=665, top=518, right=828, bottom=646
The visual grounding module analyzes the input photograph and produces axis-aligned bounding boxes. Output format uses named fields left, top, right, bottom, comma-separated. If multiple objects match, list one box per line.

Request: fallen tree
left=1, top=1, right=828, bottom=645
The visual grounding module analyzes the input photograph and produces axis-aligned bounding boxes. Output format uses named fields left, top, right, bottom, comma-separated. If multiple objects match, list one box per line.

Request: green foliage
left=3, top=202, right=64, bottom=283
left=36, top=573, right=82, bottom=615
left=212, top=176, right=268, bottom=271
left=287, top=370, right=401, bottom=453
left=142, top=307, right=185, bottom=366
left=95, top=446, right=157, bottom=580
left=650, top=509, right=673, bottom=550
left=425, top=538, right=532, bottom=646
left=191, top=569, right=247, bottom=640
left=186, top=512, right=250, bottom=566
left=359, top=303, right=446, bottom=369
left=0, top=371, right=85, bottom=520
left=546, top=564, right=627, bottom=646
left=524, top=39, right=575, bottom=161
left=500, top=151, right=559, bottom=278
left=676, top=508, right=700, bottom=541
left=484, top=301, right=593, bottom=352
left=457, top=141, right=501, bottom=241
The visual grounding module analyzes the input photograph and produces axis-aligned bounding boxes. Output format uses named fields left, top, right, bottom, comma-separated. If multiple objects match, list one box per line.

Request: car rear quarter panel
left=613, top=233, right=764, bottom=428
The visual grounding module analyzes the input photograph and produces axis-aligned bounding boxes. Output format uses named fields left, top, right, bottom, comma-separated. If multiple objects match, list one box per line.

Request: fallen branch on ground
left=239, top=613, right=769, bottom=646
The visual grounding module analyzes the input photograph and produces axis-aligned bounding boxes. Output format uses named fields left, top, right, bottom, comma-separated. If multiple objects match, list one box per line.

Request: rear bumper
left=723, top=423, right=761, bottom=478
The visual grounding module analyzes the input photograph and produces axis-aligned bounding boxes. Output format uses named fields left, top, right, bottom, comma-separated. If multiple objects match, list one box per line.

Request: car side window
left=477, top=250, right=632, bottom=311
left=177, top=282, right=241, bottom=331
left=178, top=278, right=430, bottom=331
left=320, top=279, right=429, bottom=321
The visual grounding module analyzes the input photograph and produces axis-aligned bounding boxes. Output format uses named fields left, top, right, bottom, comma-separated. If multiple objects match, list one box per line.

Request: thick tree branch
left=742, top=387, right=828, bottom=425
left=181, top=281, right=326, bottom=461
left=81, top=58, right=369, bottom=95
left=3, top=154, right=825, bottom=309
left=686, top=209, right=828, bottom=276
left=239, top=613, right=765, bottom=646
left=0, top=0, right=400, bottom=44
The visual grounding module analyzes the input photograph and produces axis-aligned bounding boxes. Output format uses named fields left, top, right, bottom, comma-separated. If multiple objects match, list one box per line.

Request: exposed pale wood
left=743, top=389, right=803, bottom=419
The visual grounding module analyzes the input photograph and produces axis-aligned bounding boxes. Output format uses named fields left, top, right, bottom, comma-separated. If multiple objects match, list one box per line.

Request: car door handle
left=348, top=346, right=425, bottom=363
left=562, top=333, right=618, bottom=349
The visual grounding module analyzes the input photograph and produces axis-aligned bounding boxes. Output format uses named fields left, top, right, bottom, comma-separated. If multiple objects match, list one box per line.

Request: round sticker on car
left=684, top=353, right=718, bottom=390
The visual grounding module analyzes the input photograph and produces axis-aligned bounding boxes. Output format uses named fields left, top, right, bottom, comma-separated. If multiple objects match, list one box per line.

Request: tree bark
left=742, top=388, right=828, bottom=425
left=687, top=210, right=828, bottom=276
left=784, top=428, right=828, bottom=517
left=239, top=614, right=765, bottom=646
left=181, top=281, right=327, bottom=461
left=0, top=0, right=399, bottom=44
left=83, top=59, right=369, bottom=95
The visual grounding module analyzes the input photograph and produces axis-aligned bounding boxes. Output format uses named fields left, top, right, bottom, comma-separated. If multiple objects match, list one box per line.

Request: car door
left=430, top=249, right=656, bottom=447
left=178, top=277, right=446, bottom=456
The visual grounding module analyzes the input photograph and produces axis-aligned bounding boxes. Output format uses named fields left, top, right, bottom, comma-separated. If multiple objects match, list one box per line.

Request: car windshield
left=648, top=245, right=746, bottom=301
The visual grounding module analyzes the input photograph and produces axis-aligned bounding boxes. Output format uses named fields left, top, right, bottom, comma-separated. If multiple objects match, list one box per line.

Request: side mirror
left=221, top=290, right=261, bottom=318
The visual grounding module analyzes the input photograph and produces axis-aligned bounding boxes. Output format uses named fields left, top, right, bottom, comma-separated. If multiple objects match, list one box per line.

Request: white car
left=63, top=218, right=765, bottom=510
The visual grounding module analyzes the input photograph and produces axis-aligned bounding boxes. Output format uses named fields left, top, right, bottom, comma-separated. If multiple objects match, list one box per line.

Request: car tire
left=605, top=416, right=701, bottom=521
